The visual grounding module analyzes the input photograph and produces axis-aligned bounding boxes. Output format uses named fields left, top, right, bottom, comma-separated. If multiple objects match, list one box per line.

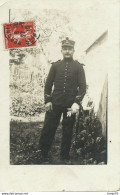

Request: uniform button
left=64, top=86, right=65, bottom=88
left=64, top=83, right=66, bottom=84
left=66, top=62, right=68, bottom=64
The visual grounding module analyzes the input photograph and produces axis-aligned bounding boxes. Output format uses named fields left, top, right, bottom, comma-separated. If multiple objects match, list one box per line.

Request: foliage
left=71, top=110, right=107, bottom=164
left=10, top=87, right=45, bottom=117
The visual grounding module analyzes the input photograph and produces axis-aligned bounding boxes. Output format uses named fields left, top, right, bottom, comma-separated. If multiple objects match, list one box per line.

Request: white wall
left=83, top=37, right=108, bottom=112
left=97, top=76, right=108, bottom=137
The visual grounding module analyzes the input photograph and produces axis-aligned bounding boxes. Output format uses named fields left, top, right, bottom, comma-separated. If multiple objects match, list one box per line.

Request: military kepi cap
left=62, top=37, right=75, bottom=48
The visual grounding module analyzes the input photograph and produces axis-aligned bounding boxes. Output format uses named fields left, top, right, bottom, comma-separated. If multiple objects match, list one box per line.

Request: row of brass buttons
left=64, top=62, right=68, bottom=92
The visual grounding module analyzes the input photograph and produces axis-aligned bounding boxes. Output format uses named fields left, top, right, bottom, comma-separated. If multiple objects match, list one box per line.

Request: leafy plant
left=71, top=111, right=107, bottom=165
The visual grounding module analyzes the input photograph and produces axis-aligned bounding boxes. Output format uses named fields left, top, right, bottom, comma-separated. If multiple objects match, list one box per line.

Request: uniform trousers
left=39, top=104, right=75, bottom=159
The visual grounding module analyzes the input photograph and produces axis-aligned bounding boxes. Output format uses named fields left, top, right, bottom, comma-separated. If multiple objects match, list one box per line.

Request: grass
left=10, top=117, right=107, bottom=165
left=10, top=121, right=64, bottom=165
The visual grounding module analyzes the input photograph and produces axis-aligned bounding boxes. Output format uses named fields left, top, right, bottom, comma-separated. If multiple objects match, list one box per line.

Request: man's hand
left=45, top=102, right=52, bottom=112
left=67, top=103, right=79, bottom=117
left=71, top=103, right=79, bottom=113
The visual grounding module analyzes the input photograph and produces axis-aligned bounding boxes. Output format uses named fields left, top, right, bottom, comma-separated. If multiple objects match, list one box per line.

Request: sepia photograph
left=8, top=7, right=108, bottom=165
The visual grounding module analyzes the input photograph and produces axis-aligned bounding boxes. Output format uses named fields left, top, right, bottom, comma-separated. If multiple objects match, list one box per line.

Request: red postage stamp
left=3, top=21, right=36, bottom=49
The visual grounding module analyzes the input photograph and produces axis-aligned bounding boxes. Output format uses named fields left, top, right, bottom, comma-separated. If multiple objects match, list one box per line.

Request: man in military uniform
left=39, top=37, right=86, bottom=163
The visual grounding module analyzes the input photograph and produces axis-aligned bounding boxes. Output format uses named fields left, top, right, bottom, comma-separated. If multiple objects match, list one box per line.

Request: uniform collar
left=62, top=57, right=73, bottom=63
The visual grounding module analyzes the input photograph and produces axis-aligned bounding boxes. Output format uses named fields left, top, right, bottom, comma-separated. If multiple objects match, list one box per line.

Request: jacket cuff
left=74, top=96, right=83, bottom=105
left=44, top=94, right=52, bottom=104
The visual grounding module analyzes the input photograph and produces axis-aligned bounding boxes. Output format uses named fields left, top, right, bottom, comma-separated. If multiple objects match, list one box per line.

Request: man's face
left=61, top=46, right=74, bottom=59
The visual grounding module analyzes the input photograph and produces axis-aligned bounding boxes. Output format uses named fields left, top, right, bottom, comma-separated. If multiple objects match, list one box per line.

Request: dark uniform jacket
left=44, top=58, right=86, bottom=107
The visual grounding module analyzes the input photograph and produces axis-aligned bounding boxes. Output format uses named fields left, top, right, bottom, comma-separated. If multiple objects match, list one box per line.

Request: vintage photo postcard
left=0, top=0, right=119, bottom=192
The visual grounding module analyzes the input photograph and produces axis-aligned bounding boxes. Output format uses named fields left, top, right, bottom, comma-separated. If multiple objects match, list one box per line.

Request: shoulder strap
left=75, top=60, right=85, bottom=66
left=51, top=59, right=61, bottom=65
